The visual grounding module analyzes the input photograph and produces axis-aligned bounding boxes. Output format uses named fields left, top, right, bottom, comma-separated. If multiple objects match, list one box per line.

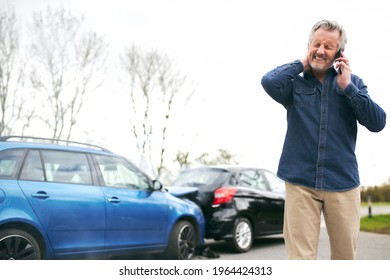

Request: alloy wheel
left=0, top=234, right=39, bottom=260
left=235, top=219, right=252, bottom=250
left=178, top=223, right=196, bottom=259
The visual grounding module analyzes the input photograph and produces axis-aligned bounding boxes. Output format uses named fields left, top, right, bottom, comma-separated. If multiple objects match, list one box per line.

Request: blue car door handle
left=108, top=197, right=120, bottom=203
left=31, top=191, right=50, bottom=199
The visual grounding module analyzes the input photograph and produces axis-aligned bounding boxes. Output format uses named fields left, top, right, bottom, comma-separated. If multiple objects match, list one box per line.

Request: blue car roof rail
left=0, top=135, right=111, bottom=152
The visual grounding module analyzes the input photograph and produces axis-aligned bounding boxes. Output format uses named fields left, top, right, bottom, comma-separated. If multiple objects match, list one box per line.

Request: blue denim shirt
left=261, top=60, right=386, bottom=191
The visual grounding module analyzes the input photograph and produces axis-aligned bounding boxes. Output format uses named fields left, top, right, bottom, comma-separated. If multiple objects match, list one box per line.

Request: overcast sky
left=9, top=0, right=390, bottom=186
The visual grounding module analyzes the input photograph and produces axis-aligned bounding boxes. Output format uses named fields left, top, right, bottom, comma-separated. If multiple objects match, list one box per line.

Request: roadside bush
left=361, top=183, right=390, bottom=203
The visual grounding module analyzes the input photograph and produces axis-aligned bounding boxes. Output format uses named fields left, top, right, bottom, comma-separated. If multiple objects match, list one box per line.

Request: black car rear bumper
left=205, top=208, right=237, bottom=240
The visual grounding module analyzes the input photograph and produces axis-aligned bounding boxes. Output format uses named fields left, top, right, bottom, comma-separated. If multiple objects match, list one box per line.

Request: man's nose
left=317, top=45, right=325, bottom=54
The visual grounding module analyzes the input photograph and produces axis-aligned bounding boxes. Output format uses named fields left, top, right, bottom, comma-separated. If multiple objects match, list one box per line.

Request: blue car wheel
left=167, top=221, right=197, bottom=260
left=0, top=229, right=42, bottom=260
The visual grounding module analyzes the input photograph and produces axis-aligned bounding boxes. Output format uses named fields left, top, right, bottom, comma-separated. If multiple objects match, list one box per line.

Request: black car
left=168, top=166, right=285, bottom=253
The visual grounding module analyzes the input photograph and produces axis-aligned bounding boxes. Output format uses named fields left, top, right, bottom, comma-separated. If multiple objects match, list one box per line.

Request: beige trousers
left=283, top=182, right=361, bottom=260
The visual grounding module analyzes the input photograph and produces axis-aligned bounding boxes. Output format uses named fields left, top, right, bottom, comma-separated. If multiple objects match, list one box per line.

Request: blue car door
left=94, top=155, right=169, bottom=249
left=17, top=149, right=106, bottom=255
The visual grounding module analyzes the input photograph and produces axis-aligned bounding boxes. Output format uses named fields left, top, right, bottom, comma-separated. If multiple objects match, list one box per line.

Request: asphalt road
left=199, top=205, right=390, bottom=260
left=201, top=228, right=390, bottom=260
left=360, top=205, right=389, bottom=216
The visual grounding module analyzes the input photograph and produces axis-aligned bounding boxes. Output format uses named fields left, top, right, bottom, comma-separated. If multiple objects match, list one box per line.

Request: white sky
left=8, top=0, right=390, bottom=186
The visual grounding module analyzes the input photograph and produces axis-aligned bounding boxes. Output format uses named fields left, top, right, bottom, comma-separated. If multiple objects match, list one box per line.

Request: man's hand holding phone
left=334, top=50, right=351, bottom=90
left=335, top=49, right=343, bottom=74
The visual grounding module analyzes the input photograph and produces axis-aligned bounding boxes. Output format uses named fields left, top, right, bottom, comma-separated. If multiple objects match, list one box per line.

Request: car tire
left=227, top=217, right=253, bottom=253
left=166, top=221, right=197, bottom=260
left=0, top=229, right=42, bottom=260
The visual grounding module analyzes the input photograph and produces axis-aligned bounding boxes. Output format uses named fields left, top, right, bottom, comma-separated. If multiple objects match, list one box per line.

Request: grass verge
left=360, top=214, right=390, bottom=234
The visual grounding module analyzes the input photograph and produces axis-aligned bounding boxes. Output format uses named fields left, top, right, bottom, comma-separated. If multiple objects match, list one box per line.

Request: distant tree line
left=361, top=181, right=390, bottom=203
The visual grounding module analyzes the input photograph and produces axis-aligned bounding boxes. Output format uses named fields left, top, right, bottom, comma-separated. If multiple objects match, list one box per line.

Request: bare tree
left=0, top=4, right=33, bottom=135
left=175, top=149, right=238, bottom=169
left=175, top=151, right=191, bottom=169
left=195, top=149, right=238, bottom=166
left=121, top=45, right=192, bottom=177
left=29, top=6, right=107, bottom=141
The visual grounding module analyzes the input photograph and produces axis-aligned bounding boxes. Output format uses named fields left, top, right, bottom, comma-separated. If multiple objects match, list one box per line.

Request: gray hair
left=308, top=20, right=347, bottom=51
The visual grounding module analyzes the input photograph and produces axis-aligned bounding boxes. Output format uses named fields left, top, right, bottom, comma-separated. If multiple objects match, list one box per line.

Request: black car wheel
left=227, top=217, right=253, bottom=253
left=166, top=221, right=197, bottom=260
left=0, top=229, right=42, bottom=260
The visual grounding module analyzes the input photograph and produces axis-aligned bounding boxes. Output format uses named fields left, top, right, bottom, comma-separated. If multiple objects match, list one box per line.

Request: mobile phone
left=335, top=49, right=343, bottom=74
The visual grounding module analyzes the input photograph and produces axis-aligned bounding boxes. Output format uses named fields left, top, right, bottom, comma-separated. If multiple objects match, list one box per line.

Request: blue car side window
left=95, top=155, right=150, bottom=190
left=0, top=149, right=25, bottom=179
left=20, top=150, right=44, bottom=181
left=41, top=150, right=93, bottom=185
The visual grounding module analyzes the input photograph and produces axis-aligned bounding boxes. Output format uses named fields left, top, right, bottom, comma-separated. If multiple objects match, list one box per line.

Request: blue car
left=0, top=136, right=205, bottom=260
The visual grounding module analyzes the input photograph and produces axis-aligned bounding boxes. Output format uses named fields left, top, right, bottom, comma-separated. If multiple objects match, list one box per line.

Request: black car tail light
left=212, top=187, right=237, bottom=205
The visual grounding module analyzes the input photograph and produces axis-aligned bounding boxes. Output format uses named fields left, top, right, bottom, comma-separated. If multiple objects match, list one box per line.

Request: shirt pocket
left=293, top=86, right=316, bottom=106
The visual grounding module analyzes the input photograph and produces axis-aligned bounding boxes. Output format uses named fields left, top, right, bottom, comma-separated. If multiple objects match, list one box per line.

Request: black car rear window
left=172, top=169, right=230, bottom=187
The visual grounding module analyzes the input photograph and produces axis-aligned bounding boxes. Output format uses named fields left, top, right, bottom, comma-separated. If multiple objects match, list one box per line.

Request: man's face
left=308, top=28, right=341, bottom=74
